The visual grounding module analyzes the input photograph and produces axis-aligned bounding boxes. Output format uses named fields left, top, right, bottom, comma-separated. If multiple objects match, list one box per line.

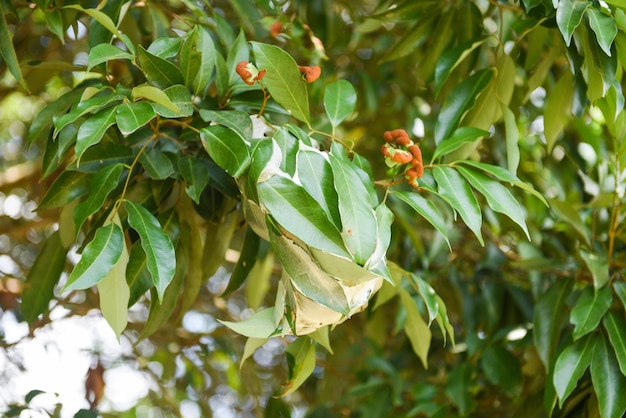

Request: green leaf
left=434, top=69, right=493, bottom=144
left=200, top=125, right=251, bottom=177
left=270, top=228, right=350, bottom=315
left=297, top=149, right=341, bottom=227
left=125, top=201, right=176, bottom=303
left=251, top=42, right=310, bottom=124
left=199, top=110, right=253, bottom=140
left=0, top=3, right=28, bottom=91
left=68, top=143, right=133, bottom=173
left=137, top=45, right=185, bottom=89
left=97, top=215, right=130, bottom=339
left=87, top=43, right=134, bottom=70
left=502, top=104, right=520, bottom=174
left=76, top=105, right=118, bottom=163
left=435, top=295, right=455, bottom=346
left=63, top=223, right=124, bottom=292
left=139, top=148, right=174, bottom=180
left=223, top=227, right=260, bottom=296
left=257, top=175, right=349, bottom=258
left=240, top=337, right=268, bottom=369
left=280, top=337, right=316, bottom=397
left=132, top=85, right=179, bottom=113
left=323, top=80, right=357, bottom=127
left=115, top=102, right=157, bottom=136
left=481, top=345, right=522, bottom=395
left=580, top=249, right=609, bottom=289
left=553, top=335, right=594, bottom=406
left=544, top=70, right=574, bottom=152
left=273, top=128, right=298, bottom=176
left=603, top=312, right=626, bottom=376
left=65, top=4, right=134, bottom=53
left=53, top=91, right=122, bottom=138
left=74, top=163, right=124, bottom=236
left=435, top=38, right=487, bottom=97
left=556, top=0, right=590, bottom=46
left=445, top=363, right=476, bottom=416
left=178, top=156, right=211, bottom=204
left=431, top=126, right=490, bottom=162
left=613, top=282, right=626, bottom=311
left=150, top=85, right=193, bottom=118
left=366, top=203, right=394, bottom=275
left=29, top=87, right=85, bottom=145
left=310, top=248, right=381, bottom=286
left=534, top=278, right=574, bottom=368
left=329, top=154, right=378, bottom=264
left=433, top=166, right=483, bottom=245
left=219, top=307, right=279, bottom=338
left=457, top=166, right=530, bottom=239
left=37, top=171, right=90, bottom=211
left=570, top=286, right=612, bottom=340
left=227, top=30, right=251, bottom=85
left=126, top=242, right=152, bottom=307
left=390, top=191, right=451, bottom=249
left=192, top=27, right=217, bottom=95
left=147, top=37, right=181, bottom=59
left=180, top=26, right=202, bottom=88
left=409, top=274, right=439, bottom=324
left=399, top=288, right=432, bottom=369
left=22, top=231, right=68, bottom=323
left=587, top=7, right=618, bottom=56
left=550, top=199, right=591, bottom=246
left=590, top=333, right=626, bottom=418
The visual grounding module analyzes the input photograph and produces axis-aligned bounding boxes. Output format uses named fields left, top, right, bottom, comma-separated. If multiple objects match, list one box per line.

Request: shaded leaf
left=570, top=286, right=612, bottom=340
left=178, top=156, right=211, bottom=204
left=550, top=199, right=591, bottom=246
left=223, top=227, right=260, bottom=295
left=590, top=333, right=626, bottom=418
left=435, top=38, right=487, bottom=96
left=65, top=4, right=134, bottom=53
left=87, top=43, right=134, bottom=70
left=502, top=103, right=520, bottom=174
left=481, top=345, right=521, bottom=395
left=137, top=45, right=184, bottom=89
left=603, top=312, right=626, bottom=376
left=115, top=102, right=157, bottom=136
left=0, top=3, right=28, bottom=91
left=534, top=278, right=574, bottom=368
left=22, top=231, right=68, bottom=323
left=390, top=191, right=450, bottom=249
left=139, top=147, right=174, bottom=180
left=399, top=288, right=432, bottom=369
left=37, top=171, right=90, bottom=211
left=53, top=91, right=122, bottom=137
left=199, top=110, right=253, bottom=140
left=280, top=337, right=316, bottom=397
left=431, top=126, right=490, bottom=162
left=126, top=242, right=152, bottom=307
left=76, top=105, right=118, bottom=163
left=200, top=125, right=251, bottom=177
left=544, top=70, right=574, bottom=152
left=553, top=335, right=594, bottom=406
left=580, top=249, right=609, bottom=289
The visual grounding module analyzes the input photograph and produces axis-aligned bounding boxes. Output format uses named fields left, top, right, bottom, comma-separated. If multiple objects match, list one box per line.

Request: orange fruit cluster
left=381, top=129, right=424, bottom=188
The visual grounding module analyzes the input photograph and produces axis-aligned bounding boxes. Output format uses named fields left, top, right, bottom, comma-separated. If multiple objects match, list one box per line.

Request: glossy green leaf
left=219, top=307, right=279, bottom=338
left=63, top=223, right=124, bottom=292
left=137, top=45, right=185, bottom=89
left=74, top=163, right=124, bottom=236
left=200, top=125, right=251, bottom=177
left=53, top=92, right=122, bottom=137
left=193, top=27, right=217, bottom=95
left=434, top=69, right=493, bottom=144
left=273, top=128, right=298, bottom=176
left=570, top=286, right=612, bottom=340
left=258, top=175, right=349, bottom=257
left=76, top=105, right=118, bottom=164
left=435, top=38, right=486, bottom=96
left=42, top=123, right=78, bottom=179
left=180, top=26, right=202, bottom=88
left=458, top=160, right=549, bottom=206
left=37, top=171, right=90, bottom=210
left=603, top=312, right=626, bottom=376
left=150, top=85, right=193, bottom=118
left=502, top=104, right=520, bottom=174
left=613, top=282, right=626, bottom=311
left=588, top=7, right=618, bottom=56
left=481, top=345, right=521, bottom=394
left=390, top=191, right=451, bottom=249
left=147, top=37, right=182, bottom=59
left=132, top=85, right=179, bottom=113
left=87, top=43, right=134, bottom=71
left=199, top=110, right=253, bottom=140
left=126, top=201, right=176, bottom=303
left=457, top=166, right=530, bottom=239
left=366, top=203, right=394, bottom=276
left=139, top=148, right=174, bottom=180
left=431, top=126, right=490, bottom=162
left=0, top=2, right=28, bottom=91
left=178, top=156, right=211, bottom=204
left=433, top=166, right=483, bottom=245
left=115, top=102, right=156, bottom=136
left=270, top=228, right=350, bottom=315
left=553, top=335, right=594, bottom=406
left=329, top=154, right=378, bottom=264
left=97, top=215, right=130, bottom=339
left=534, top=278, right=573, bottom=368
left=399, top=288, right=432, bottom=369
left=580, top=249, right=609, bottom=289
left=590, top=333, right=626, bottom=418
left=556, top=0, right=589, bottom=46
left=22, top=231, right=68, bottom=323
left=544, top=70, right=574, bottom=152
left=297, top=149, right=341, bottom=227
left=323, top=80, right=357, bottom=127
left=279, top=338, right=316, bottom=397
left=251, top=42, right=310, bottom=124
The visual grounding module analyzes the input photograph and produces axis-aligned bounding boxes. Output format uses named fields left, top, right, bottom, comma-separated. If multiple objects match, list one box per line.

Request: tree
left=1, top=0, right=625, bottom=417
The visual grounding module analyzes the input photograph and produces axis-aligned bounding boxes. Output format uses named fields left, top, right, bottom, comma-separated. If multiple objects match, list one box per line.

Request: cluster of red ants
left=381, top=129, right=424, bottom=188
